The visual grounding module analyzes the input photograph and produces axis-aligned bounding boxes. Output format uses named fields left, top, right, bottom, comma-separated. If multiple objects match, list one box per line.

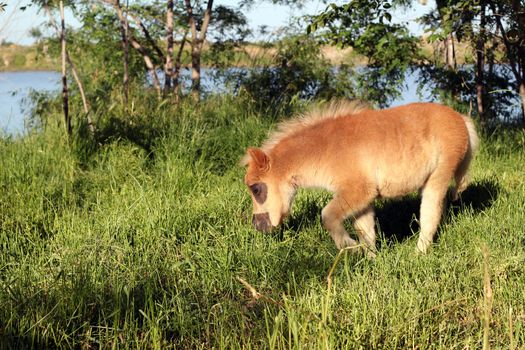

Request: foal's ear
left=241, top=148, right=270, bottom=172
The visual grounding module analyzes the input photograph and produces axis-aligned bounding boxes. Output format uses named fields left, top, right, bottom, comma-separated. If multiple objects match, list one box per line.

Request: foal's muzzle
left=252, top=212, right=273, bottom=233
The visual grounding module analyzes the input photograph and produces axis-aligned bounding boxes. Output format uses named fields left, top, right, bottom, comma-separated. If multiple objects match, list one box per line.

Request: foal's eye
left=250, top=184, right=260, bottom=195
left=249, top=183, right=267, bottom=204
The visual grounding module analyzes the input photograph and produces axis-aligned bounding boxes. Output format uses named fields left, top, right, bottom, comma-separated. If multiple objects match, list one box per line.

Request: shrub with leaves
left=233, top=34, right=358, bottom=112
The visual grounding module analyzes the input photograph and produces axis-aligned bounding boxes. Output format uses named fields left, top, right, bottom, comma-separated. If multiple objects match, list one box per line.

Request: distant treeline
left=0, top=43, right=58, bottom=71
left=7, top=0, right=525, bottom=141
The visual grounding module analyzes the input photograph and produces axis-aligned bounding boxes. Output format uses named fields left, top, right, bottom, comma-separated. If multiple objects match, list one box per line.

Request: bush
left=12, top=54, right=27, bottom=67
left=230, top=35, right=358, bottom=112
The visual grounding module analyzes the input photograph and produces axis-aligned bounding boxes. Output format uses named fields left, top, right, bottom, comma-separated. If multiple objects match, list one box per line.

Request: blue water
left=2, top=69, right=432, bottom=136
left=0, top=71, right=61, bottom=136
left=6, top=68, right=519, bottom=136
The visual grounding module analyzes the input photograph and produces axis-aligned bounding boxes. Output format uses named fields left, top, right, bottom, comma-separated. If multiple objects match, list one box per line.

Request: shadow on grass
left=94, top=116, right=159, bottom=158
left=281, top=180, right=500, bottom=248
left=74, top=116, right=162, bottom=167
left=449, top=179, right=501, bottom=214
left=1, top=270, right=187, bottom=347
left=375, top=179, right=500, bottom=248
left=0, top=335, right=53, bottom=349
left=283, top=197, right=324, bottom=234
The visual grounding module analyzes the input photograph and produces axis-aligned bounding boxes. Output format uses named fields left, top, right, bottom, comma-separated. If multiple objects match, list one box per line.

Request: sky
left=0, top=0, right=435, bottom=45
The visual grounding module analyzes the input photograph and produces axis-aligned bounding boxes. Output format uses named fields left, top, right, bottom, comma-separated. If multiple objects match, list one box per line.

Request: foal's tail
left=451, top=115, right=480, bottom=201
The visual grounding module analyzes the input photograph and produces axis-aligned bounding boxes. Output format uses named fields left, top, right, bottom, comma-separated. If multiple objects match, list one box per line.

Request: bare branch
left=116, top=0, right=129, bottom=105
left=106, top=0, right=162, bottom=98
left=59, top=1, right=71, bottom=138
left=200, top=0, right=214, bottom=43
left=184, top=0, right=198, bottom=42
left=127, top=11, right=165, bottom=61
left=44, top=5, right=95, bottom=135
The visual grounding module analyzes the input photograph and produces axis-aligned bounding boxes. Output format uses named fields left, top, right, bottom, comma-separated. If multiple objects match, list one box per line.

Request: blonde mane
left=260, top=99, right=370, bottom=153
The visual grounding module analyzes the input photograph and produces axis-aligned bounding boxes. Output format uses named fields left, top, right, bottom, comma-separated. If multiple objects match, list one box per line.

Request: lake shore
left=0, top=44, right=58, bottom=71
left=2, top=40, right=473, bottom=72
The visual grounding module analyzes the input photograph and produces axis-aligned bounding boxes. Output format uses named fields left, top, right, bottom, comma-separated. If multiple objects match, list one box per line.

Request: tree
left=308, top=0, right=421, bottom=106
left=105, top=0, right=163, bottom=98
left=43, top=4, right=94, bottom=134
left=436, top=0, right=458, bottom=69
left=313, top=0, right=523, bottom=125
left=423, top=0, right=525, bottom=125
left=59, top=1, right=70, bottom=137
left=489, top=0, right=525, bottom=124
left=22, top=0, right=97, bottom=137
left=422, top=1, right=482, bottom=115
left=164, top=0, right=174, bottom=94
left=100, top=0, right=248, bottom=100
left=115, top=0, right=130, bottom=104
left=184, top=0, right=213, bottom=99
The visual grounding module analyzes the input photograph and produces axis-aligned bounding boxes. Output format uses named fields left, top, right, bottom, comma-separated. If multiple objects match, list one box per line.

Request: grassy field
left=0, top=96, right=524, bottom=348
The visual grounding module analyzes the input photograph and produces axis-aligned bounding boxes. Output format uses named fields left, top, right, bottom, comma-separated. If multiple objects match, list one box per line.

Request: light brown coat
left=243, top=101, right=479, bottom=254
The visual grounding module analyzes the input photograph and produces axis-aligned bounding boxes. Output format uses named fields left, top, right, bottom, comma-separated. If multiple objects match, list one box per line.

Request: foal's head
left=242, top=148, right=295, bottom=233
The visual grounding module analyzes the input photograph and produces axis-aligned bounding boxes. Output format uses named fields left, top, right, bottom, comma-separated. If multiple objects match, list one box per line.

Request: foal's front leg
left=353, top=206, right=377, bottom=258
left=321, top=190, right=373, bottom=250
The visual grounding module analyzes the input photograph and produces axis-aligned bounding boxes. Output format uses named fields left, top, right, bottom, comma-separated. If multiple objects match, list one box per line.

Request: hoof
left=364, top=248, right=377, bottom=259
left=335, top=235, right=359, bottom=250
left=416, top=242, right=431, bottom=255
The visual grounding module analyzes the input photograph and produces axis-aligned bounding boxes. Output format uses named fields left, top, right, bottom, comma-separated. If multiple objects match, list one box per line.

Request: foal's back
left=321, top=103, right=470, bottom=198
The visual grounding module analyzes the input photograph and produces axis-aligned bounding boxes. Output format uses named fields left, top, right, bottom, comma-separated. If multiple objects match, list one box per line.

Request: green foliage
left=11, top=54, right=27, bottom=67
left=420, top=0, right=525, bottom=123
left=1, top=95, right=525, bottom=347
left=308, top=0, right=421, bottom=106
left=203, top=5, right=251, bottom=69
left=39, top=4, right=148, bottom=110
left=417, top=64, right=519, bottom=124
left=209, top=5, right=251, bottom=42
left=232, top=35, right=358, bottom=111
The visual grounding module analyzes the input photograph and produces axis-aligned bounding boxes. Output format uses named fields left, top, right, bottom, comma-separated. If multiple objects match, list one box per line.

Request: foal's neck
left=271, top=138, right=336, bottom=192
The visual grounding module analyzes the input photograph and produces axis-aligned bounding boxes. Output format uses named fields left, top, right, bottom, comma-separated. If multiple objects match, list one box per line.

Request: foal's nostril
left=252, top=212, right=272, bottom=233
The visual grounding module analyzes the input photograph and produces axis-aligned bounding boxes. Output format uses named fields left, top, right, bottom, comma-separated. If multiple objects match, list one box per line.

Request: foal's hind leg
left=321, top=189, right=373, bottom=250
left=417, top=172, right=450, bottom=254
left=353, top=206, right=377, bottom=258
left=450, top=151, right=473, bottom=201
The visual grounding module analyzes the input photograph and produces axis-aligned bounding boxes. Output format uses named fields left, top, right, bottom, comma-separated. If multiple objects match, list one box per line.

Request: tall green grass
left=1, top=96, right=524, bottom=348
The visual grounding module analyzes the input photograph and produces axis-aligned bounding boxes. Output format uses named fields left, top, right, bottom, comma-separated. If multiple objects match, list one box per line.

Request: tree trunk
left=116, top=0, right=129, bottom=105
left=164, top=0, right=174, bottom=95
left=185, top=0, right=213, bottom=100
left=476, top=4, right=486, bottom=125
left=520, top=80, right=525, bottom=127
left=109, top=0, right=162, bottom=98
left=518, top=44, right=525, bottom=125
left=45, top=5, right=93, bottom=136
left=67, top=53, right=95, bottom=135
left=190, top=39, right=201, bottom=97
left=490, top=2, right=525, bottom=126
left=59, top=1, right=70, bottom=138
left=173, top=31, right=187, bottom=97
left=445, top=33, right=456, bottom=69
